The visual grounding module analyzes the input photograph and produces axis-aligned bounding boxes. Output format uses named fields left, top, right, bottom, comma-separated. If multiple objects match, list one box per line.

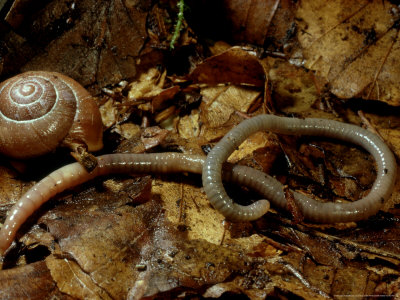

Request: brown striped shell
left=0, top=71, right=103, bottom=159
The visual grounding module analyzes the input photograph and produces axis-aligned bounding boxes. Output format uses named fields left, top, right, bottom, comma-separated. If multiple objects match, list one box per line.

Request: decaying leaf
left=189, top=47, right=266, bottom=87
left=223, top=0, right=281, bottom=46
left=297, top=0, right=400, bottom=105
left=0, top=261, right=70, bottom=299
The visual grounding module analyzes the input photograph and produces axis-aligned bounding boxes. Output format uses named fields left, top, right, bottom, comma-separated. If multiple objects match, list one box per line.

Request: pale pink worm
left=0, top=115, right=397, bottom=256
left=0, top=153, right=268, bottom=255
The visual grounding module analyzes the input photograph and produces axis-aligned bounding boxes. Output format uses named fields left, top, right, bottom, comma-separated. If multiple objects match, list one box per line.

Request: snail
left=0, top=71, right=103, bottom=163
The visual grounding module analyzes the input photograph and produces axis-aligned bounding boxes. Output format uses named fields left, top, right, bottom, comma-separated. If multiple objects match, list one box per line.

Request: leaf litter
left=1, top=1, right=400, bottom=299
left=297, top=0, right=400, bottom=105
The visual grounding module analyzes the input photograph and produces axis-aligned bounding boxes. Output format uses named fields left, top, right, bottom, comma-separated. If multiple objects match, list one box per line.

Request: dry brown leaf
left=0, top=261, right=71, bottom=299
left=189, top=47, right=266, bottom=87
left=127, top=68, right=180, bottom=113
left=224, top=0, right=281, bottom=45
left=46, top=257, right=111, bottom=300
left=200, top=85, right=261, bottom=128
left=128, top=68, right=167, bottom=102
left=187, top=48, right=268, bottom=142
left=228, top=131, right=275, bottom=164
left=178, top=111, right=201, bottom=139
left=297, top=0, right=400, bottom=105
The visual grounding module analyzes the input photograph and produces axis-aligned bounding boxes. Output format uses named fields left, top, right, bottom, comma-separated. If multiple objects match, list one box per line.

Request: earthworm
left=0, top=115, right=397, bottom=256
left=203, top=114, right=397, bottom=222
left=0, top=153, right=270, bottom=255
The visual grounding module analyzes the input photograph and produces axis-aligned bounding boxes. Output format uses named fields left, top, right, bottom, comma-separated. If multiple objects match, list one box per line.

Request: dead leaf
left=0, top=261, right=70, bottom=299
left=297, top=0, right=400, bottom=105
left=200, top=85, right=261, bottom=128
left=46, top=256, right=111, bottom=300
left=224, top=0, right=281, bottom=45
left=189, top=47, right=266, bottom=87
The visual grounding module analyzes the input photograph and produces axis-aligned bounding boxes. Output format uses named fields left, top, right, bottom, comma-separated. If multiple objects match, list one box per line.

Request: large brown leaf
left=297, top=0, right=400, bottom=105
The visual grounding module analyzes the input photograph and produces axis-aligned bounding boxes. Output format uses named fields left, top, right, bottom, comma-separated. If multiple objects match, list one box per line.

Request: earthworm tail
left=203, top=114, right=397, bottom=222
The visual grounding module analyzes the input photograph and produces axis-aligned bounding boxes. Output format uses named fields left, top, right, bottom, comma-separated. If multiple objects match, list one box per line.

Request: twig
left=170, top=0, right=185, bottom=49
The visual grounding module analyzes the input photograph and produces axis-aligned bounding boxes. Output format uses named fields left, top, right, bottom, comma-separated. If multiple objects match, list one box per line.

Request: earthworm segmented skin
left=0, top=115, right=397, bottom=255
left=203, top=114, right=397, bottom=222
left=0, top=153, right=271, bottom=256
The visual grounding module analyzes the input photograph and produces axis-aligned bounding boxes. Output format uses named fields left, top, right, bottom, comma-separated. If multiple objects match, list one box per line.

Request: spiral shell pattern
left=0, top=71, right=77, bottom=158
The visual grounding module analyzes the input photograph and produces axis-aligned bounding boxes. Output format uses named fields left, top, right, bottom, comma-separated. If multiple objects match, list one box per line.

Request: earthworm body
left=0, top=115, right=396, bottom=256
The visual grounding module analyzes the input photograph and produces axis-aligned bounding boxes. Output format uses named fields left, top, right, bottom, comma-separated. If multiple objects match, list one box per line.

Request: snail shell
left=0, top=71, right=103, bottom=159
